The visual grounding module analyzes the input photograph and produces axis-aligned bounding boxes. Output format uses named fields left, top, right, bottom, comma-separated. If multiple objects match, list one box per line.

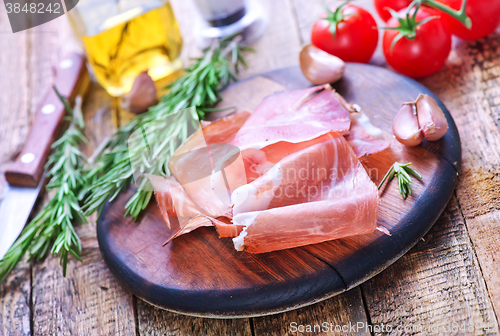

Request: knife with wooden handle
left=0, top=52, right=90, bottom=259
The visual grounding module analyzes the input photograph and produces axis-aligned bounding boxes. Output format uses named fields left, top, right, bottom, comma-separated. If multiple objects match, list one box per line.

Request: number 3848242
left=5, top=2, right=61, bottom=14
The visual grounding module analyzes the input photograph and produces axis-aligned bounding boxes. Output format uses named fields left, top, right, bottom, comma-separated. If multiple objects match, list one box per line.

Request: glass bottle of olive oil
left=69, top=0, right=183, bottom=97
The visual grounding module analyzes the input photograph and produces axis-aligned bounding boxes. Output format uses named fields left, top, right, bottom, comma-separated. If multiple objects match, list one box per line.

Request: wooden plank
left=137, top=299, right=252, bottom=335
left=27, top=23, right=59, bottom=124
left=0, top=5, right=31, bottom=194
left=0, top=256, right=31, bottom=336
left=465, top=211, right=500, bottom=323
left=419, top=34, right=500, bottom=321
left=98, top=188, right=345, bottom=317
left=253, top=288, right=370, bottom=336
left=132, top=0, right=326, bottom=329
left=235, top=0, right=302, bottom=79
left=303, top=143, right=458, bottom=287
left=0, top=8, right=127, bottom=335
left=170, top=0, right=302, bottom=79
left=97, top=63, right=459, bottom=319
left=362, top=197, right=499, bottom=334
left=19, top=15, right=136, bottom=336
left=29, top=60, right=136, bottom=335
left=0, top=5, right=34, bottom=336
left=292, top=0, right=499, bottom=327
left=2, top=1, right=497, bottom=335
left=32, top=247, right=135, bottom=336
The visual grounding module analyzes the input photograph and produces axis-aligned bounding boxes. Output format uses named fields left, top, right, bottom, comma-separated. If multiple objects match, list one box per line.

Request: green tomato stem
left=421, top=0, right=472, bottom=29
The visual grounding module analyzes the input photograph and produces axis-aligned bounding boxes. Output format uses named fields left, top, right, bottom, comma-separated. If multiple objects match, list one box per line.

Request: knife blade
left=0, top=177, right=45, bottom=258
left=0, top=53, right=89, bottom=259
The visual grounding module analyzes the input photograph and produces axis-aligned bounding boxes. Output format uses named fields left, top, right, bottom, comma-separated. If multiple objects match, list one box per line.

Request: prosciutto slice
left=231, top=84, right=351, bottom=150
left=146, top=174, right=214, bottom=242
left=232, top=133, right=378, bottom=253
left=168, top=111, right=251, bottom=217
left=147, top=112, right=250, bottom=242
left=148, top=85, right=387, bottom=253
left=346, top=112, right=391, bottom=158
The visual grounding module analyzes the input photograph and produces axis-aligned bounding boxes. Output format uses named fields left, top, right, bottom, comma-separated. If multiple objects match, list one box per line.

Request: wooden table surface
left=1, top=0, right=499, bottom=335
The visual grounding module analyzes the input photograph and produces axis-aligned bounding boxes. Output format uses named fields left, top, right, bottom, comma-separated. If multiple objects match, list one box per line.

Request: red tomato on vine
left=375, top=0, right=500, bottom=40
left=439, top=0, right=500, bottom=40
left=374, top=0, right=412, bottom=22
left=311, top=3, right=378, bottom=63
left=382, top=5, right=452, bottom=78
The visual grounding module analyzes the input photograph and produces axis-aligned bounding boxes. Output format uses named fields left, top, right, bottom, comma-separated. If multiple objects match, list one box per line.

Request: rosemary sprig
left=0, top=89, right=88, bottom=283
left=83, top=37, right=251, bottom=220
left=378, top=162, right=422, bottom=199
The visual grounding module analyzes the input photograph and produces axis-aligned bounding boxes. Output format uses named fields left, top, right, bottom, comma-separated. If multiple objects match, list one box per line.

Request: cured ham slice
left=168, top=111, right=251, bottom=217
left=232, top=133, right=340, bottom=214
left=345, top=112, right=391, bottom=158
left=147, top=174, right=244, bottom=243
left=146, top=112, right=251, bottom=243
left=232, top=133, right=379, bottom=253
left=146, top=175, right=213, bottom=241
left=231, top=84, right=351, bottom=150
left=147, top=85, right=388, bottom=253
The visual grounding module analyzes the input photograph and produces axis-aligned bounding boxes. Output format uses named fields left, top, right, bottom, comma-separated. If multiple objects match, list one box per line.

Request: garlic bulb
left=393, top=94, right=449, bottom=146
left=392, top=103, right=423, bottom=146
left=121, top=72, right=158, bottom=114
left=415, top=94, right=449, bottom=141
left=299, top=45, right=345, bottom=85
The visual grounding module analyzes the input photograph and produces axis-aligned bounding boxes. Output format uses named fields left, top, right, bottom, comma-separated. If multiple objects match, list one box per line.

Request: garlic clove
left=415, top=94, right=448, bottom=141
left=392, top=103, right=423, bottom=146
left=121, top=71, right=158, bottom=114
left=299, top=44, right=345, bottom=85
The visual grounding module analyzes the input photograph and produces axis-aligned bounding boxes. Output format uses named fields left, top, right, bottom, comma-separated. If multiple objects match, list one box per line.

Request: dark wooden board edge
left=97, top=199, right=347, bottom=318
left=289, top=63, right=462, bottom=288
left=302, top=159, right=459, bottom=289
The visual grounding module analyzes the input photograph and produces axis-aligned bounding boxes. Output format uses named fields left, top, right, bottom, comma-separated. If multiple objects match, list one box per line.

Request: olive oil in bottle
left=70, top=0, right=183, bottom=97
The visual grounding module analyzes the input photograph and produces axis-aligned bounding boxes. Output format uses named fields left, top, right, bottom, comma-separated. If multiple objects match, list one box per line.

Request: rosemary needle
left=0, top=89, right=87, bottom=283
left=0, top=37, right=251, bottom=283
left=82, top=37, right=251, bottom=220
left=378, top=162, right=422, bottom=199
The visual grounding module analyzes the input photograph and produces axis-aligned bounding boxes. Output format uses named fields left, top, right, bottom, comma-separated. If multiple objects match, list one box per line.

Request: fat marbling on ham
left=147, top=84, right=390, bottom=253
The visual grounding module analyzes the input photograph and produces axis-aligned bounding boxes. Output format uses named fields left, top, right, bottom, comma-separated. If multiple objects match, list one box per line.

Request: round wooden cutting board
left=97, top=64, right=461, bottom=318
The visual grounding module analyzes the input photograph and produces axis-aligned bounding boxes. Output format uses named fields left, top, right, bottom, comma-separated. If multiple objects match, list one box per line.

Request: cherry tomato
left=311, top=4, right=378, bottom=63
left=374, top=0, right=412, bottom=22
left=439, top=0, right=500, bottom=40
left=383, top=7, right=452, bottom=78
